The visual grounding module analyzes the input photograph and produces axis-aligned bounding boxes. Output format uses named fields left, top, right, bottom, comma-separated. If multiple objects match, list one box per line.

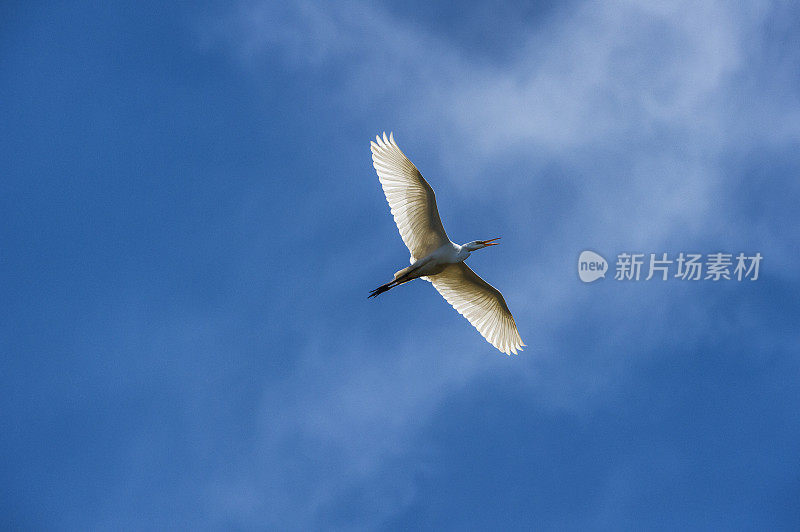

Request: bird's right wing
left=430, top=262, right=525, bottom=355
left=371, top=132, right=450, bottom=261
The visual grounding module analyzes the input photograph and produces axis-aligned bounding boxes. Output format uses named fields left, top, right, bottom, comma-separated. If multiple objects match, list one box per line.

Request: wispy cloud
left=197, top=1, right=800, bottom=527
left=213, top=0, right=798, bottom=244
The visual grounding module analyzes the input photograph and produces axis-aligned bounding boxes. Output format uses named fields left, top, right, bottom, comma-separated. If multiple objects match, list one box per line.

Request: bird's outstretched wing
left=430, top=263, right=525, bottom=355
left=371, top=132, right=450, bottom=261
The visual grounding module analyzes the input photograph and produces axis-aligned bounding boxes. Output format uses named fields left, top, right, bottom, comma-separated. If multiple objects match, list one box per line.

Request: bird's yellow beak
left=481, top=237, right=501, bottom=246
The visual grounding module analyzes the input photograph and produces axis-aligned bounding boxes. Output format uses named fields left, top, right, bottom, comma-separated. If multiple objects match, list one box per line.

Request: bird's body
left=372, top=240, right=488, bottom=291
left=369, top=132, right=525, bottom=355
left=399, top=242, right=469, bottom=280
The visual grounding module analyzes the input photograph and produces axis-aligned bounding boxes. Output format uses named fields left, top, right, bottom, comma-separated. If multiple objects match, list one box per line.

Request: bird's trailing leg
left=369, top=259, right=430, bottom=298
left=368, top=277, right=412, bottom=298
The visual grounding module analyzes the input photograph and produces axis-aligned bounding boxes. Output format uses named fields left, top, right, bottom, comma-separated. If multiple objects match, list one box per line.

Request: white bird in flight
left=368, top=132, right=525, bottom=355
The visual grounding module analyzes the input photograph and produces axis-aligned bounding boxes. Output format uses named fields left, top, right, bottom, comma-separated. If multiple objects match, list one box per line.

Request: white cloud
left=214, top=0, right=798, bottom=244
left=199, top=0, right=800, bottom=526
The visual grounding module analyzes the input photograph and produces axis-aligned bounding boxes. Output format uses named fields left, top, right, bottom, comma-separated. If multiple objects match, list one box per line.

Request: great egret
left=368, top=132, right=525, bottom=355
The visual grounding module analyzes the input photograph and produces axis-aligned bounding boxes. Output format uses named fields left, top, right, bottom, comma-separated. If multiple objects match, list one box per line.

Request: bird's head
left=463, top=237, right=501, bottom=251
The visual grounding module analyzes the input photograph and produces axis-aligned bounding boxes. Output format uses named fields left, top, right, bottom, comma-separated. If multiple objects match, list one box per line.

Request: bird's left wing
left=430, top=262, right=525, bottom=355
left=371, top=132, right=450, bottom=261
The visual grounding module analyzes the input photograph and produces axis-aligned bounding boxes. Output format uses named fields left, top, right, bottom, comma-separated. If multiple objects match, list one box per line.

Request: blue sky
left=2, top=0, right=799, bottom=529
